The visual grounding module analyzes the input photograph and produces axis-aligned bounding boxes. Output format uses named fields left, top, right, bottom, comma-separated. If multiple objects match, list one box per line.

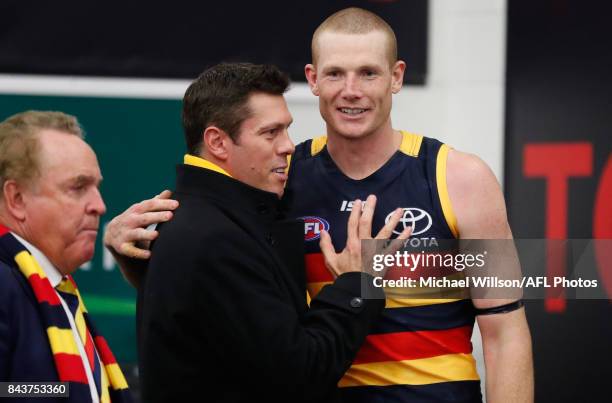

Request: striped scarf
left=0, top=225, right=132, bottom=403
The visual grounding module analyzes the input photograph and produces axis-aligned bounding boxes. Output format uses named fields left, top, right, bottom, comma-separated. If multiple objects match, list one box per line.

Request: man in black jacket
left=136, top=63, right=409, bottom=402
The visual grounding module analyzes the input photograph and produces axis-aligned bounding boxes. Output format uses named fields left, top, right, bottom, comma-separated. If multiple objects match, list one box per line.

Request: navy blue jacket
left=0, top=261, right=64, bottom=402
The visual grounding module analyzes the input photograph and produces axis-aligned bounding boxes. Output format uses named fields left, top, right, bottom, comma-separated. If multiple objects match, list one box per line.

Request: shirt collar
left=184, top=154, right=233, bottom=178
left=11, top=232, right=63, bottom=287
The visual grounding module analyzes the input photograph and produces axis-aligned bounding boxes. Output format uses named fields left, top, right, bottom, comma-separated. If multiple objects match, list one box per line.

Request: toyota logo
left=385, top=207, right=432, bottom=236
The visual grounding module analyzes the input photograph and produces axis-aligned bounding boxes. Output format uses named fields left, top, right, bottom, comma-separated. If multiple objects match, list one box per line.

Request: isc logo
left=300, top=216, right=330, bottom=241
left=340, top=200, right=367, bottom=211
left=340, top=200, right=354, bottom=211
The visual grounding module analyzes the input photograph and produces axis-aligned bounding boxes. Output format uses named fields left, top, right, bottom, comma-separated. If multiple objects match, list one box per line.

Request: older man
left=0, top=111, right=131, bottom=403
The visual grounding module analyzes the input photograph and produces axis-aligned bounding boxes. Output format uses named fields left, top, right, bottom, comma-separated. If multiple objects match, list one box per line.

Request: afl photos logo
left=385, top=208, right=433, bottom=236
left=300, top=216, right=330, bottom=241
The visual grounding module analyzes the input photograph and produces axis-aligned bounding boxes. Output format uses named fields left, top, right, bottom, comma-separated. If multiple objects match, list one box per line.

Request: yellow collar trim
left=398, top=130, right=424, bottom=157
left=183, top=154, right=233, bottom=178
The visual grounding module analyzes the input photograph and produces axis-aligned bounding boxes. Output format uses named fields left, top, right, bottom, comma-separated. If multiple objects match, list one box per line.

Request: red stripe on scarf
left=85, top=332, right=96, bottom=370
left=55, top=353, right=89, bottom=383
left=29, top=274, right=61, bottom=305
left=94, top=336, right=118, bottom=364
left=0, top=224, right=8, bottom=236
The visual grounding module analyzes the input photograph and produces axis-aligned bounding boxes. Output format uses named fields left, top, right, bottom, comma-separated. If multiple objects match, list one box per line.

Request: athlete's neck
left=326, top=126, right=402, bottom=180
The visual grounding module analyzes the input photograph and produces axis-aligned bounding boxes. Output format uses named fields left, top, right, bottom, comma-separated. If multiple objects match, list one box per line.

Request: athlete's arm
left=446, top=149, right=534, bottom=403
left=103, top=190, right=178, bottom=287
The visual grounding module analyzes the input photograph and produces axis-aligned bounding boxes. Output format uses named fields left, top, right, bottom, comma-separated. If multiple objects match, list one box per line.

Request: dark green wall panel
left=1, top=94, right=185, bottom=363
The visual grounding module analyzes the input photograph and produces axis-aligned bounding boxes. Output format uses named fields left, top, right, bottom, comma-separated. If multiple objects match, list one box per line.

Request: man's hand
left=104, top=190, right=179, bottom=259
left=319, top=194, right=412, bottom=278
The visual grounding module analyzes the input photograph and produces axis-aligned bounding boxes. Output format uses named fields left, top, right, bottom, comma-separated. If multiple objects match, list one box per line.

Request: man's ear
left=2, top=180, right=27, bottom=221
left=305, top=64, right=320, bottom=96
left=391, top=60, right=406, bottom=94
left=203, top=126, right=231, bottom=161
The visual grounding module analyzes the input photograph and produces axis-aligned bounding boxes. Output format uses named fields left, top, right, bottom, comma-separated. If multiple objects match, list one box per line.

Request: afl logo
left=385, top=208, right=433, bottom=236
left=300, top=216, right=330, bottom=241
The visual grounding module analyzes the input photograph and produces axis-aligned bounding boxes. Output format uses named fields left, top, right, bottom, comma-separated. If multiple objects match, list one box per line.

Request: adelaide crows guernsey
left=285, top=131, right=482, bottom=402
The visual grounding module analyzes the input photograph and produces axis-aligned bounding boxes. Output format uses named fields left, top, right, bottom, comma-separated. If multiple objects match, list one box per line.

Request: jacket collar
left=175, top=164, right=282, bottom=218
left=183, top=154, right=233, bottom=178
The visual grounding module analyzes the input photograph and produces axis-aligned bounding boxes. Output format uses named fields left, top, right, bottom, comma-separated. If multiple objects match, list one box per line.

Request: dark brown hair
left=182, top=63, right=290, bottom=154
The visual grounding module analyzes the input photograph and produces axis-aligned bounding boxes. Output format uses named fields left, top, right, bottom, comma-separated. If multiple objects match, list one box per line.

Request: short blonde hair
left=0, top=111, right=83, bottom=194
left=311, top=7, right=398, bottom=66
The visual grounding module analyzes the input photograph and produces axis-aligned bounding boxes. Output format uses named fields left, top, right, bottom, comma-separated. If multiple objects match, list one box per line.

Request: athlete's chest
left=286, top=156, right=451, bottom=253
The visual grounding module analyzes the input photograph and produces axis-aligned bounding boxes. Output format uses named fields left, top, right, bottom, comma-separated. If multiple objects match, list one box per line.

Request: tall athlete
left=285, top=8, right=533, bottom=402
left=105, top=8, right=533, bottom=403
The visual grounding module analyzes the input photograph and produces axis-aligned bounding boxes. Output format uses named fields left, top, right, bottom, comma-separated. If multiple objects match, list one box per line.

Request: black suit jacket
left=139, top=165, right=385, bottom=402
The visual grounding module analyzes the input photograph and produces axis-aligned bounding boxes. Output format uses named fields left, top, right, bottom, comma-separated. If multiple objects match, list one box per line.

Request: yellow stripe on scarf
left=100, top=366, right=111, bottom=403
left=105, top=363, right=129, bottom=389
left=47, top=327, right=80, bottom=355
left=14, top=251, right=46, bottom=279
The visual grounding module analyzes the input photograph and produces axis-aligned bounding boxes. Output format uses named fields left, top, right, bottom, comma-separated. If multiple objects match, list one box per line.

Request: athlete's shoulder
left=288, top=136, right=327, bottom=178
left=293, top=136, right=327, bottom=160
left=396, top=130, right=424, bottom=157
left=446, top=149, right=510, bottom=238
left=396, top=130, right=450, bottom=159
left=447, top=149, right=498, bottom=188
